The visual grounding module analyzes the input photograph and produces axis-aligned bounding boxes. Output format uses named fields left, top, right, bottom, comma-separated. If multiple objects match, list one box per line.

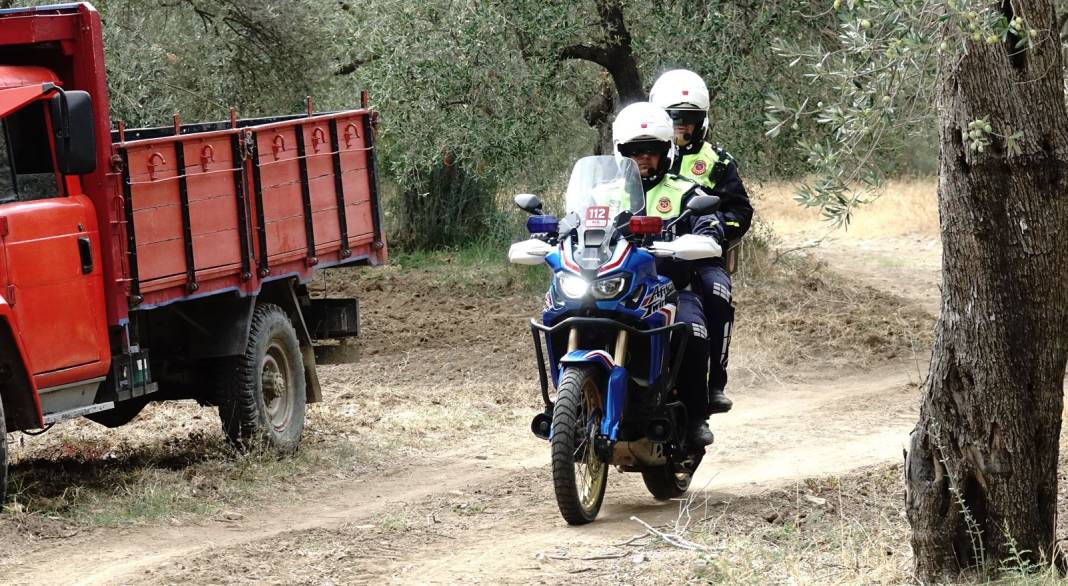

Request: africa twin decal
left=640, top=281, right=676, bottom=317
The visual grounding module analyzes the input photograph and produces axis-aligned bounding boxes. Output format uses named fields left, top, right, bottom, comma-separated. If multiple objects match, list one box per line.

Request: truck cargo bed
left=113, top=109, right=386, bottom=310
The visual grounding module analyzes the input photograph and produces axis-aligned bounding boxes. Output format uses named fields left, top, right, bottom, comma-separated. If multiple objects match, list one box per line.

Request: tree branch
left=559, top=44, right=611, bottom=69
left=335, top=55, right=377, bottom=76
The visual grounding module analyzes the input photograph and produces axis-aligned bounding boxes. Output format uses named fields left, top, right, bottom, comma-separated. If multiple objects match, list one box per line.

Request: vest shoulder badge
left=656, top=196, right=673, bottom=214
left=691, top=158, right=708, bottom=176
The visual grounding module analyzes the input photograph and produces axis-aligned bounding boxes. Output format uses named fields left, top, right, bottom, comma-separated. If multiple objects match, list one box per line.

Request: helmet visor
left=617, top=140, right=669, bottom=158
left=666, top=109, right=705, bottom=126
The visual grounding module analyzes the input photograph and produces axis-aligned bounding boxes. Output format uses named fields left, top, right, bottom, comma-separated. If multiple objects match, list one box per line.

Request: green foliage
left=350, top=0, right=836, bottom=187
left=389, top=159, right=501, bottom=250
left=763, top=0, right=1052, bottom=225
left=765, top=0, right=944, bottom=226
left=636, top=1, right=836, bottom=179
left=349, top=1, right=597, bottom=188
left=11, top=0, right=942, bottom=244
left=74, top=0, right=345, bottom=128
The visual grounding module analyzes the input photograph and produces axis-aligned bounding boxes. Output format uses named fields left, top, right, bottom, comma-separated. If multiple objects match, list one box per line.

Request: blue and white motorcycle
left=509, top=155, right=721, bottom=525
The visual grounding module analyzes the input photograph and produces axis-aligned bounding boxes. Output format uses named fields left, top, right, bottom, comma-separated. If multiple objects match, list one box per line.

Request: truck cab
left=0, top=3, right=386, bottom=505
left=0, top=63, right=110, bottom=428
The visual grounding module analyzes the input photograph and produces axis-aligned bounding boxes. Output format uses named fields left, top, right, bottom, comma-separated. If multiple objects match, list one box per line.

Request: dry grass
left=731, top=248, right=933, bottom=385
left=753, top=178, right=938, bottom=239
left=656, top=440, right=1068, bottom=586
left=682, top=465, right=910, bottom=584
left=2, top=404, right=373, bottom=529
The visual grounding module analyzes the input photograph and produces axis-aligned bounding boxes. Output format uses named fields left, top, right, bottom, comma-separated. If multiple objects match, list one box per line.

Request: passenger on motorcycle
left=650, top=69, right=754, bottom=415
left=611, top=101, right=721, bottom=446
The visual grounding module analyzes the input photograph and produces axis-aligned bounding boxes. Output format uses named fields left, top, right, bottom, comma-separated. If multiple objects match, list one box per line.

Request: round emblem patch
left=691, top=159, right=708, bottom=176
left=656, top=197, right=673, bottom=214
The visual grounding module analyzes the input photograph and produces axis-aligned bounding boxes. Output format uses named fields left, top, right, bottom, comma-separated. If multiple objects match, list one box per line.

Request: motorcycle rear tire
left=641, top=460, right=695, bottom=501
left=551, top=365, right=608, bottom=525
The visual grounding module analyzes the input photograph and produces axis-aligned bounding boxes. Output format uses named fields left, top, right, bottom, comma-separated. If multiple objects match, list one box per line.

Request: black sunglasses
left=666, top=109, right=705, bottom=125
left=618, top=141, right=667, bottom=158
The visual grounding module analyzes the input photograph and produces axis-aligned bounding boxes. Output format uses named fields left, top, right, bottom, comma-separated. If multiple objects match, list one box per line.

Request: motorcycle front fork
left=567, top=327, right=629, bottom=366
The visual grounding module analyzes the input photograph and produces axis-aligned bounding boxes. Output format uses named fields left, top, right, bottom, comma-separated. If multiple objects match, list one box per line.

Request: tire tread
left=217, top=302, right=305, bottom=453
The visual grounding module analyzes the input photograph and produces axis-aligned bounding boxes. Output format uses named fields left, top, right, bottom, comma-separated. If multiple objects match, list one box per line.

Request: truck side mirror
left=50, top=91, right=96, bottom=175
left=686, top=194, right=720, bottom=216
left=514, top=193, right=543, bottom=215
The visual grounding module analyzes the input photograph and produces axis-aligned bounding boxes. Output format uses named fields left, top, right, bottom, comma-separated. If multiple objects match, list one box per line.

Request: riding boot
left=686, top=420, right=715, bottom=446
left=708, top=387, right=733, bottom=414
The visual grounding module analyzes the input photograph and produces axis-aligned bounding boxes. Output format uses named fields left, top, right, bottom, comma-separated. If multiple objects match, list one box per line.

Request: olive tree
left=771, top=0, right=1068, bottom=579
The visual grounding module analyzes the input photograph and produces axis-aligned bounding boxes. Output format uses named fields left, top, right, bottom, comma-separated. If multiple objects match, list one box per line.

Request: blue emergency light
left=527, top=215, right=558, bottom=234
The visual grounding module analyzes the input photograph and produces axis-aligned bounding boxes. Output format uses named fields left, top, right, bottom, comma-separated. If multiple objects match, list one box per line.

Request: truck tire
left=217, top=303, right=306, bottom=454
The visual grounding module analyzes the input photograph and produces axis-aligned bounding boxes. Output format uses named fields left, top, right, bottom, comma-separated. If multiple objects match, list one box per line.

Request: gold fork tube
left=568, top=327, right=579, bottom=352
left=613, top=330, right=628, bottom=365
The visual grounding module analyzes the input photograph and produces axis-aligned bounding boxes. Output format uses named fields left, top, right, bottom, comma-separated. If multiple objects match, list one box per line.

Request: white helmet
left=612, top=101, right=677, bottom=181
left=649, top=69, right=710, bottom=144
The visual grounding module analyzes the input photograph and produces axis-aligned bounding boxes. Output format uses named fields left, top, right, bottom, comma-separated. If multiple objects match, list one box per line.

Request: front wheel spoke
left=573, top=438, right=587, bottom=460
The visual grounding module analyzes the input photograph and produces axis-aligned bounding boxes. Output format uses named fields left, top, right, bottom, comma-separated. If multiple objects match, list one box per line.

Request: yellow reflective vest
left=645, top=175, right=697, bottom=219
left=678, top=142, right=727, bottom=189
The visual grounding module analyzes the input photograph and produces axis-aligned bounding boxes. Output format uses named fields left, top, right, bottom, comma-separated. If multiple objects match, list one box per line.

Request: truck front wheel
left=218, top=303, right=306, bottom=454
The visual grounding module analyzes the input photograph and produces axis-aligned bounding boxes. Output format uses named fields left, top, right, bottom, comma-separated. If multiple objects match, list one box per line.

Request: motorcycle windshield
left=564, top=156, right=644, bottom=221
left=563, top=156, right=644, bottom=270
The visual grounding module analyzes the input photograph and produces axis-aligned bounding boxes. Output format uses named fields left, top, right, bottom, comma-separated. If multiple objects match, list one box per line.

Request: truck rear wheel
left=218, top=303, right=306, bottom=454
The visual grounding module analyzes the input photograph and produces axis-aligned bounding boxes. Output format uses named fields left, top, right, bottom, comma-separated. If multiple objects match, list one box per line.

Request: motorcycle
left=508, top=155, right=722, bottom=525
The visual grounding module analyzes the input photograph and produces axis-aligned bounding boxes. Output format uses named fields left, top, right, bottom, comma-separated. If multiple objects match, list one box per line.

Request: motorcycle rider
left=612, top=101, right=721, bottom=446
left=649, top=69, right=753, bottom=415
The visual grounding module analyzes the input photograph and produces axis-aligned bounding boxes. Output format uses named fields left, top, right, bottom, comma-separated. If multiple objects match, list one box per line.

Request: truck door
left=0, top=100, right=109, bottom=383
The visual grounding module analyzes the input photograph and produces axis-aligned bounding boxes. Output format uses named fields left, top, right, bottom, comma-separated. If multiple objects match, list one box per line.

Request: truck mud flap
left=304, top=298, right=359, bottom=340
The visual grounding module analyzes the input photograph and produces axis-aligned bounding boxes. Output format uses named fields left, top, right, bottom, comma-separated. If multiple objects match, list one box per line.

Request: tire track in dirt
left=3, top=365, right=920, bottom=585
left=384, top=367, right=920, bottom=585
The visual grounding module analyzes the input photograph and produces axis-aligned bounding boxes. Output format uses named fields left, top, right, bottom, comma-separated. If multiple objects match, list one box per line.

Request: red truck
left=0, top=2, right=387, bottom=502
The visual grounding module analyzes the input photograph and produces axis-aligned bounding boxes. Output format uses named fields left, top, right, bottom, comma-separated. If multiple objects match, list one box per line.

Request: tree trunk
left=905, top=1, right=1068, bottom=580
left=558, top=0, right=643, bottom=150
left=583, top=75, right=615, bottom=155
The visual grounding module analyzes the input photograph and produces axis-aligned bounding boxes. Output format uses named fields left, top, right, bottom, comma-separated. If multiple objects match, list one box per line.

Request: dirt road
left=3, top=366, right=923, bottom=585
left=1, top=212, right=942, bottom=584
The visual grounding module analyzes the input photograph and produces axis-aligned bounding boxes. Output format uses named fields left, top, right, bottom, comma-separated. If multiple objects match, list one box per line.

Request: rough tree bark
left=558, top=0, right=644, bottom=104
left=905, top=0, right=1068, bottom=581
left=557, top=0, right=643, bottom=152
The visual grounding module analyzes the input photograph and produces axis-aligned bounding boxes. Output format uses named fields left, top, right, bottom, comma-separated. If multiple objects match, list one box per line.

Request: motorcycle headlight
left=557, top=274, right=589, bottom=298
left=591, top=276, right=627, bottom=299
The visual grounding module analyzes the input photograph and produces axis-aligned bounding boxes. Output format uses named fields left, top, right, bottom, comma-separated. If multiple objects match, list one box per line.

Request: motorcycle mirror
left=514, top=193, right=544, bottom=215
left=686, top=194, right=721, bottom=216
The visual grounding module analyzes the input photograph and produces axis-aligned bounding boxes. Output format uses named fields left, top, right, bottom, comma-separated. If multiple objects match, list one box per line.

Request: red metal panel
left=183, top=136, right=243, bottom=272
left=126, top=141, right=185, bottom=285
left=304, top=121, right=342, bottom=251
left=0, top=196, right=109, bottom=381
left=115, top=109, right=384, bottom=307
left=0, top=65, right=58, bottom=89
left=256, top=125, right=309, bottom=262
left=0, top=13, right=77, bottom=45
